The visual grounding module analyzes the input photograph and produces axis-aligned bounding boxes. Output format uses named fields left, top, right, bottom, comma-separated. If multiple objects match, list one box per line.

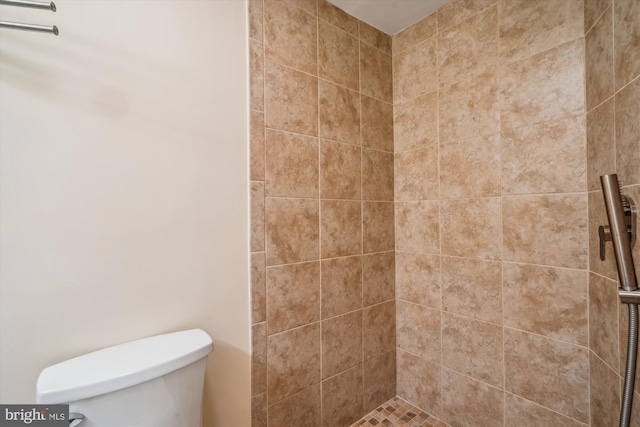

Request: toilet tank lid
left=36, top=329, right=213, bottom=404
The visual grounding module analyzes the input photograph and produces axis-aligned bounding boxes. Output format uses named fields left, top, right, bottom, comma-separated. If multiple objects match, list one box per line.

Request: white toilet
left=36, top=329, right=213, bottom=427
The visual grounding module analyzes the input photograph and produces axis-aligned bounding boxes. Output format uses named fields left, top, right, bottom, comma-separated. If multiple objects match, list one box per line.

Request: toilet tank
left=36, top=329, right=213, bottom=427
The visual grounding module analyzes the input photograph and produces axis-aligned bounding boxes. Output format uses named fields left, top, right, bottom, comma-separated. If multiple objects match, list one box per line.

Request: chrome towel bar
left=0, top=0, right=58, bottom=36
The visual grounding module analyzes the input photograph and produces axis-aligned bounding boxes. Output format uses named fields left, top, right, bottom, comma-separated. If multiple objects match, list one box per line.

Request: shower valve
left=599, top=195, right=637, bottom=261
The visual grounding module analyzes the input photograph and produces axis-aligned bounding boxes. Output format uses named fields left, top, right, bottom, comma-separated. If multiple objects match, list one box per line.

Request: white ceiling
left=328, top=0, right=450, bottom=35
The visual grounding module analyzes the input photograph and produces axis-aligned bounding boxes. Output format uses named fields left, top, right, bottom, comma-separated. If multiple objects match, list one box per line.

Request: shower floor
left=350, top=397, right=448, bottom=427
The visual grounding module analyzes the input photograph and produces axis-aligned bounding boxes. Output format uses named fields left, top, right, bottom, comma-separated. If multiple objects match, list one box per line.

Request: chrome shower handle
left=600, top=174, right=637, bottom=292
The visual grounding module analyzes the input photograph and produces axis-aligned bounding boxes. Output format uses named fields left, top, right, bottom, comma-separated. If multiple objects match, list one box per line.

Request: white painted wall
left=0, top=1, right=250, bottom=426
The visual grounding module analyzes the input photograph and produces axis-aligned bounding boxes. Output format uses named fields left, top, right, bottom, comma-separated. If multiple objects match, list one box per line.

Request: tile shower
left=249, top=0, right=640, bottom=426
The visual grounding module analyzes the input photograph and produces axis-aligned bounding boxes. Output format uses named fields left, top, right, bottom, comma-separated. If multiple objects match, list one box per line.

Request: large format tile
left=615, top=76, right=640, bottom=186
left=393, top=13, right=437, bottom=55
left=442, top=368, right=504, bottom=427
left=252, top=393, right=267, bottom=427
left=268, top=323, right=321, bottom=403
left=440, top=134, right=500, bottom=199
left=264, top=0, right=317, bottom=74
left=359, top=21, right=392, bottom=55
left=319, top=80, right=360, bottom=145
left=503, top=262, right=588, bottom=346
left=322, top=311, right=363, bottom=379
left=441, top=256, right=502, bottom=325
left=395, top=147, right=439, bottom=201
left=267, top=261, right=320, bottom=334
left=438, top=0, right=496, bottom=32
left=250, top=111, right=265, bottom=181
left=318, top=21, right=359, bottom=91
left=504, top=392, right=586, bottom=427
left=396, top=301, right=441, bottom=363
left=503, top=194, right=588, bottom=269
left=322, top=366, right=364, bottom=427
left=395, top=201, right=440, bottom=254
left=320, top=139, right=360, bottom=200
left=440, top=198, right=502, bottom=260
left=396, top=251, right=440, bottom=310
left=363, top=301, right=396, bottom=360
left=360, top=43, right=392, bottom=103
left=252, top=322, right=267, bottom=396
left=499, top=0, right=584, bottom=64
left=363, top=350, right=396, bottom=412
left=321, top=256, right=362, bottom=319
left=251, top=252, right=266, bottom=323
left=249, top=0, right=264, bottom=41
left=362, top=149, right=394, bottom=201
left=363, top=202, right=395, bottom=253
left=250, top=39, right=264, bottom=111
left=586, top=5, right=613, bottom=111
left=614, top=0, right=640, bottom=90
left=587, top=98, right=615, bottom=192
left=590, top=351, right=621, bottom=427
left=442, top=313, right=503, bottom=387
left=500, top=40, right=584, bottom=130
left=265, top=129, right=318, bottom=198
left=362, top=252, right=395, bottom=307
left=268, top=385, right=321, bottom=427
left=393, top=38, right=437, bottom=103
left=584, top=0, right=610, bottom=32
left=394, top=92, right=437, bottom=153
left=265, top=60, right=318, bottom=136
left=501, top=115, right=586, bottom=194
left=589, top=273, right=619, bottom=371
left=320, top=200, right=362, bottom=258
left=265, top=197, right=319, bottom=265
left=361, top=96, right=393, bottom=152
left=504, top=328, right=589, bottom=423
left=438, top=6, right=498, bottom=88
left=317, top=0, right=358, bottom=37
left=251, top=182, right=265, bottom=252
left=439, top=72, right=499, bottom=143
left=396, top=349, right=441, bottom=418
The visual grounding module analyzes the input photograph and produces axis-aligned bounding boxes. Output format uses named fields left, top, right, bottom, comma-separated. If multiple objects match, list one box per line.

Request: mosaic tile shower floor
left=350, top=397, right=449, bottom=427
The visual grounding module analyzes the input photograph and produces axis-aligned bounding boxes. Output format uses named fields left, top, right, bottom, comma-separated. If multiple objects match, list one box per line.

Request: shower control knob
left=599, top=225, right=612, bottom=261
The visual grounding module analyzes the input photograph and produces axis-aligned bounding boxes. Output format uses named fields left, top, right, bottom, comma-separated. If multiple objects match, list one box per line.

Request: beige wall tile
left=438, top=6, right=497, bottom=89
left=587, top=98, right=615, bottom=192
left=504, top=392, right=586, bottom=427
left=251, top=182, right=265, bottom=252
left=439, top=72, right=499, bottom=143
left=318, top=21, right=359, bottom=91
left=442, top=368, right=504, bottom=427
left=321, top=256, right=362, bottom=319
left=268, top=323, right=321, bottom=403
left=395, top=201, right=440, bottom=254
left=441, top=198, right=502, bottom=260
left=500, top=40, right=585, bottom=130
left=286, top=0, right=317, bottom=15
left=441, top=256, right=502, bottom=324
left=615, top=76, right=640, bottom=186
left=394, top=92, right=438, bottom=153
left=499, top=0, right=584, bottom=64
left=585, top=0, right=611, bottom=32
left=589, top=273, right=620, bottom=373
left=359, top=22, right=392, bottom=55
left=395, top=147, right=439, bottom=201
left=393, top=13, right=437, bottom=55
left=252, top=322, right=267, bottom=396
left=363, top=202, right=395, bottom=253
left=320, top=140, right=360, bottom=200
left=363, top=350, right=396, bottom=412
left=396, top=349, right=441, bottom=418
left=501, top=115, right=586, bottom=194
left=397, top=301, right=441, bottom=363
left=627, top=185, right=640, bottom=272
left=268, top=385, right=321, bottom=427
left=363, top=301, right=396, bottom=360
left=265, top=129, right=318, bottom=198
left=619, top=302, right=640, bottom=390
left=267, top=261, right=320, bottom=334
left=586, top=5, right=614, bottom=111
left=252, top=393, right=268, bottom=427
left=362, top=252, right=395, bottom=307
left=249, top=0, right=264, bottom=41
left=360, top=43, right=392, bottom=103
left=317, top=0, right=358, bottom=36
left=438, top=0, right=496, bottom=32
left=321, top=200, right=362, bottom=258
left=440, top=135, right=500, bottom=199
left=321, top=365, right=364, bottom=427
left=250, top=39, right=264, bottom=111
left=362, top=149, right=394, bottom=201
left=588, top=191, right=618, bottom=280
left=322, top=311, right=363, bottom=379
left=319, top=81, right=360, bottom=145
left=265, top=197, right=319, bottom=265
left=396, top=251, right=440, bottom=309
left=250, top=111, right=265, bottom=181
left=614, top=0, right=640, bottom=90
left=503, top=194, right=588, bottom=269
left=264, top=0, right=317, bottom=74
left=265, top=60, right=318, bottom=136
left=361, top=96, right=393, bottom=152
left=504, top=328, right=589, bottom=423
left=503, top=262, right=588, bottom=346
left=393, top=38, right=437, bottom=103
left=590, top=352, right=621, bottom=427
left=251, top=252, right=266, bottom=323
left=442, top=314, right=504, bottom=388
